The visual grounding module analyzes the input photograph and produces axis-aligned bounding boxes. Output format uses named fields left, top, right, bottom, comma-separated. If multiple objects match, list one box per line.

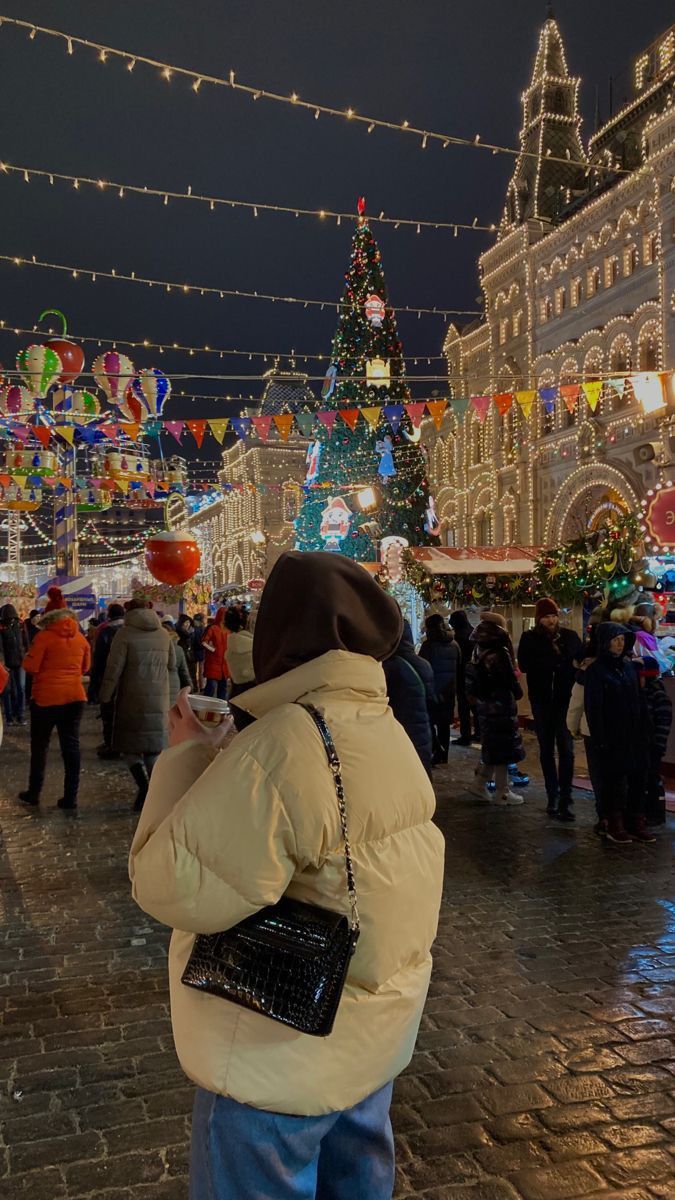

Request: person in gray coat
left=100, top=602, right=176, bottom=811
left=161, top=616, right=192, bottom=705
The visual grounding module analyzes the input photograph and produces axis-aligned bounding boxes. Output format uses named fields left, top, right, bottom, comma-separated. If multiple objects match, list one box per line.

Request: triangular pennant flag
left=60, top=475, right=72, bottom=488
left=470, top=395, right=491, bottom=424
left=608, top=377, right=626, bottom=398
left=493, top=392, right=513, bottom=417
left=208, top=418, right=229, bottom=444
left=294, top=412, right=315, bottom=437
left=581, top=380, right=603, bottom=412
left=145, top=479, right=156, bottom=498
left=11, top=475, right=27, bottom=487
left=186, top=419, right=207, bottom=448
left=274, top=414, right=295, bottom=442
left=99, top=423, right=120, bottom=441
left=361, top=406, right=382, bottom=431
left=631, top=372, right=667, bottom=414
left=317, top=411, right=338, bottom=434
left=451, top=397, right=470, bottom=420
left=32, top=425, right=52, bottom=449
left=383, top=404, right=403, bottom=434
left=538, top=386, right=557, bottom=414
left=11, top=425, right=31, bottom=444
left=119, top=422, right=140, bottom=442
left=560, top=384, right=580, bottom=414
left=339, top=408, right=360, bottom=431
left=426, top=399, right=447, bottom=429
left=164, top=420, right=184, bottom=445
left=78, top=424, right=99, bottom=445
left=251, top=415, right=273, bottom=441
left=515, top=390, right=536, bottom=419
left=55, top=425, right=76, bottom=446
left=231, top=417, right=252, bottom=440
left=405, top=402, right=426, bottom=429
left=144, top=417, right=163, bottom=438
left=116, top=478, right=129, bottom=494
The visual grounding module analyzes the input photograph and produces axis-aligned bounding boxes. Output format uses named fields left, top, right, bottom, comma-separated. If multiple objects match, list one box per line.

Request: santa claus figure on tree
left=294, top=198, right=433, bottom=561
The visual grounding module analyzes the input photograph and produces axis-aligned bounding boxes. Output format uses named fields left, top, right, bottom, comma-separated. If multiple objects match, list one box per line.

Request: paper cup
left=188, top=694, right=230, bottom=726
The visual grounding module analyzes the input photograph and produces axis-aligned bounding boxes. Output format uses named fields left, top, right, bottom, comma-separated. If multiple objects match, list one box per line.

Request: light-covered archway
left=544, top=464, right=640, bottom=544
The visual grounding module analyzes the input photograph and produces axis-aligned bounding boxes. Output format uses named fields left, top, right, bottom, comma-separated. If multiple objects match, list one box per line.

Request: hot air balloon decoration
left=16, top=344, right=62, bottom=398
left=130, top=368, right=171, bottom=418
left=117, top=384, right=144, bottom=424
left=39, top=309, right=85, bottom=383
left=52, top=385, right=100, bottom=417
left=92, top=350, right=135, bottom=405
left=0, top=384, right=33, bottom=415
left=144, top=529, right=200, bottom=585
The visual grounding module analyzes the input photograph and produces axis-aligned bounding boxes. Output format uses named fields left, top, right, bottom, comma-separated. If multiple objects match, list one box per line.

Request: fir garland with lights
left=294, top=201, right=431, bottom=560
left=401, top=550, right=540, bottom=607
left=534, top=514, right=644, bottom=604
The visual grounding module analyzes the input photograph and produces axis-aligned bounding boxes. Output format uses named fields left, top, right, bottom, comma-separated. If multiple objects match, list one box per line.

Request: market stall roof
left=411, top=546, right=542, bottom=575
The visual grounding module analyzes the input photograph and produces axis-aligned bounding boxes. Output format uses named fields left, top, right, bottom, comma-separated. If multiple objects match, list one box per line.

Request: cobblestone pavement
left=0, top=711, right=674, bottom=1199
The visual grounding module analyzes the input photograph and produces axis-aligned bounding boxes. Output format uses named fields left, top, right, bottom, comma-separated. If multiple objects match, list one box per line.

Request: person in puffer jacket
left=19, top=608, right=90, bottom=809
left=419, top=614, right=460, bottom=764
left=638, top=655, right=672, bottom=827
left=567, top=622, right=601, bottom=823
left=382, top=620, right=435, bottom=778
left=465, top=613, right=525, bottom=807
left=129, top=551, right=444, bottom=1200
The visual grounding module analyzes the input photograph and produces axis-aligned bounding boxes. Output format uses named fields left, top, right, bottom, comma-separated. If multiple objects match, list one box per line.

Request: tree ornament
left=39, top=309, right=85, bottom=382
left=144, top=530, right=200, bottom=585
left=319, top=496, right=352, bottom=550
left=16, top=344, right=61, bottom=398
left=365, top=294, right=386, bottom=327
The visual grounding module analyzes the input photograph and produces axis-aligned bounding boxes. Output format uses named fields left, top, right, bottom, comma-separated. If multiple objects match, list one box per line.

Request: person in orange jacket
left=19, top=603, right=91, bottom=810
left=201, top=607, right=230, bottom=700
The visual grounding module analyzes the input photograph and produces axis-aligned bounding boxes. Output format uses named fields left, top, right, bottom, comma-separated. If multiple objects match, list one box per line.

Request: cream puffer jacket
left=129, top=649, right=445, bottom=1116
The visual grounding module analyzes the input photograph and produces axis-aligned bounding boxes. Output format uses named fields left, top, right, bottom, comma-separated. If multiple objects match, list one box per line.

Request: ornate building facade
left=425, top=16, right=675, bottom=549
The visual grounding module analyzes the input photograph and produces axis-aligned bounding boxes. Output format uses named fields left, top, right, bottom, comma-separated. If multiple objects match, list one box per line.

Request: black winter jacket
left=88, top=619, right=124, bottom=701
left=584, top=622, right=646, bottom=773
left=383, top=622, right=435, bottom=773
left=466, top=623, right=524, bottom=765
left=0, top=606, right=26, bottom=669
left=517, top=623, right=582, bottom=708
left=419, top=636, right=460, bottom=705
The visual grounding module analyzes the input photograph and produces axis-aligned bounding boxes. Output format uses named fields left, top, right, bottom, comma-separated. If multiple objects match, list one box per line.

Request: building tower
left=500, top=11, right=588, bottom=236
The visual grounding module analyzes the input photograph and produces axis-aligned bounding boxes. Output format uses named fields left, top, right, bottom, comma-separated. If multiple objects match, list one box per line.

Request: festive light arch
left=544, top=463, right=641, bottom=544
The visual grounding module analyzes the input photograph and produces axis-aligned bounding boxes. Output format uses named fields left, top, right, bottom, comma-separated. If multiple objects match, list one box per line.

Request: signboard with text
left=643, top=487, right=675, bottom=550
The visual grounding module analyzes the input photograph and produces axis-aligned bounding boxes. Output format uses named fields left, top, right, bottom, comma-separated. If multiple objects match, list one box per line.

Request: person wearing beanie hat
left=638, top=654, right=672, bottom=830
left=43, top=586, right=66, bottom=614
left=464, top=615, right=525, bottom=806
left=517, top=598, right=582, bottom=821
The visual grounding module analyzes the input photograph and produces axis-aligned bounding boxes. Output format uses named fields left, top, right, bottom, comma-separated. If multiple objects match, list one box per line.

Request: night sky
left=0, top=0, right=669, bottom=479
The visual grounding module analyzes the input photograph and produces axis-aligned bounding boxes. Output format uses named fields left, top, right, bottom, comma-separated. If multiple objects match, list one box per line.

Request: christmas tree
left=294, top=199, right=432, bottom=561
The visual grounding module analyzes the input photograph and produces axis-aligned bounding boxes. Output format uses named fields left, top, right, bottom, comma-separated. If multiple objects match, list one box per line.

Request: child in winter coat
left=465, top=613, right=525, bottom=807
left=639, top=656, right=672, bottom=826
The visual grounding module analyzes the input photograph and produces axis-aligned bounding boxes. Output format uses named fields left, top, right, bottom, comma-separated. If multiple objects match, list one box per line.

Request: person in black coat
left=584, top=621, right=651, bottom=844
left=419, top=614, right=461, bottom=764
left=517, top=597, right=582, bottom=820
left=449, top=609, right=475, bottom=744
left=0, top=603, right=27, bottom=725
left=639, top=655, right=672, bottom=827
left=465, top=614, right=525, bottom=805
left=89, top=603, right=125, bottom=757
left=383, top=620, right=435, bottom=778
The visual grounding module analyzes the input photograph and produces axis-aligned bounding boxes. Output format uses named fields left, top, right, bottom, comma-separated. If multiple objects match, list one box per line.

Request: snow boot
left=130, top=763, right=149, bottom=813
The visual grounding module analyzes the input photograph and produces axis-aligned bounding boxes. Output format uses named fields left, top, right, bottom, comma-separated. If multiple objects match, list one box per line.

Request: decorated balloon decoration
left=130, top=368, right=171, bottom=417
left=92, top=350, right=135, bottom=404
left=52, top=385, right=100, bottom=416
left=144, top=530, right=200, bottom=585
left=16, top=344, right=62, bottom=398
left=39, top=309, right=85, bottom=383
left=0, top=384, right=33, bottom=415
left=117, top=384, right=144, bottom=424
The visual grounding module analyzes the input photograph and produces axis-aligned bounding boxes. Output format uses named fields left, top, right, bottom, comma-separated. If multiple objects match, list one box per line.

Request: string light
left=0, top=13, right=607, bottom=174
left=0, top=251, right=479, bottom=318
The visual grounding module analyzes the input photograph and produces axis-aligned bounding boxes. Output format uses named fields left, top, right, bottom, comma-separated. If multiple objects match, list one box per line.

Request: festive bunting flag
left=78, top=424, right=99, bottom=445
left=515, top=390, right=536, bottom=419
left=426, top=399, right=447, bottom=429
left=294, top=412, right=315, bottom=437
left=32, top=425, right=51, bottom=449
left=450, top=397, right=470, bottom=420
left=11, top=425, right=31, bottom=444
left=470, top=395, right=491, bottom=424
left=361, top=406, right=383, bottom=430
left=383, top=404, right=403, bottom=434
left=608, top=377, right=626, bottom=398
left=539, top=386, right=557, bottom=414
left=560, top=384, right=580, bottom=414
left=493, top=392, right=513, bottom=417
left=11, top=475, right=27, bottom=487
left=208, top=418, right=229, bottom=443
left=339, top=408, right=360, bottom=431
left=317, top=411, right=338, bottom=434
left=119, top=422, right=141, bottom=442
left=251, top=415, right=273, bottom=441
left=99, top=423, right=120, bottom=441
left=55, top=425, right=76, bottom=446
left=274, top=414, right=295, bottom=442
left=231, top=417, right=252, bottom=440
left=145, top=479, right=156, bottom=497
left=631, top=372, right=666, bottom=415
left=581, top=380, right=603, bottom=412
left=186, top=419, right=207, bottom=448
left=164, top=420, right=185, bottom=445
left=116, top=479, right=129, bottom=494
left=405, top=402, right=426, bottom=428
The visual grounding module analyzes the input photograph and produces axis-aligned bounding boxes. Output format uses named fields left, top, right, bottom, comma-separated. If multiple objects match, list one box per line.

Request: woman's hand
left=169, top=687, right=234, bottom=749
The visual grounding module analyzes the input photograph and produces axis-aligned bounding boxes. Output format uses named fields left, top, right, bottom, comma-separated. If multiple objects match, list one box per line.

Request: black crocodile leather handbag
left=181, top=703, right=360, bottom=1037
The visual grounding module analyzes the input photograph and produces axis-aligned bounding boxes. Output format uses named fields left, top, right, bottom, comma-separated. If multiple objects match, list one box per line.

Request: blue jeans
left=204, top=678, right=228, bottom=700
left=189, top=1081, right=395, bottom=1199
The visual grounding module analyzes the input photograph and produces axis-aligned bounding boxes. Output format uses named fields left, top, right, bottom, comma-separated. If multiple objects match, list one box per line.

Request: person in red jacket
left=201, top=607, right=230, bottom=700
left=19, top=607, right=91, bottom=810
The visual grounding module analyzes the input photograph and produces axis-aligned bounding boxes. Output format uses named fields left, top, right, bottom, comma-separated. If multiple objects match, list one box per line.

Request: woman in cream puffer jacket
left=130, top=551, right=445, bottom=1200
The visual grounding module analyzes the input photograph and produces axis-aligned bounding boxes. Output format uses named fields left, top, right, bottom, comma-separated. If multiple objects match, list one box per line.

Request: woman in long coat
left=100, top=602, right=175, bottom=811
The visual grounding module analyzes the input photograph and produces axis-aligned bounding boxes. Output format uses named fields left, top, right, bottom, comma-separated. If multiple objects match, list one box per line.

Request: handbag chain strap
left=298, top=703, right=360, bottom=934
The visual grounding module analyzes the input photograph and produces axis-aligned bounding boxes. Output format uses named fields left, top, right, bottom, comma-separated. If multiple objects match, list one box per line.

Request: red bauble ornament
left=144, top=530, right=200, bottom=585
left=45, top=337, right=85, bottom=383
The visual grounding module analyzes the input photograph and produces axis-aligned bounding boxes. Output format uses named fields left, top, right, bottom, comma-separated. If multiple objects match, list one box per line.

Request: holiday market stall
left=405, top=545, right=542, bottom=641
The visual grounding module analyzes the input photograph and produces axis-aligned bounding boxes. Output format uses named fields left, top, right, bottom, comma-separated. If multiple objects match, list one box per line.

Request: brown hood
left=253, top=551, right=403, bottom=684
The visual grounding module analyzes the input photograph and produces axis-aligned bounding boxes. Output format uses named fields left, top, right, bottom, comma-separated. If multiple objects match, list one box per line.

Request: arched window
left=476, top=511, right=492, bottom=546
left=560, top=358, right=579, bottom=428
left=638, top=322, right=660, bottom=371
left=608, top=336, right=632, bottom=411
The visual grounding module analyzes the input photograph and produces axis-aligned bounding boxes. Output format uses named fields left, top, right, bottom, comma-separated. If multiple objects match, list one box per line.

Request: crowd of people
left=0, top=580, right=671, bottom=844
